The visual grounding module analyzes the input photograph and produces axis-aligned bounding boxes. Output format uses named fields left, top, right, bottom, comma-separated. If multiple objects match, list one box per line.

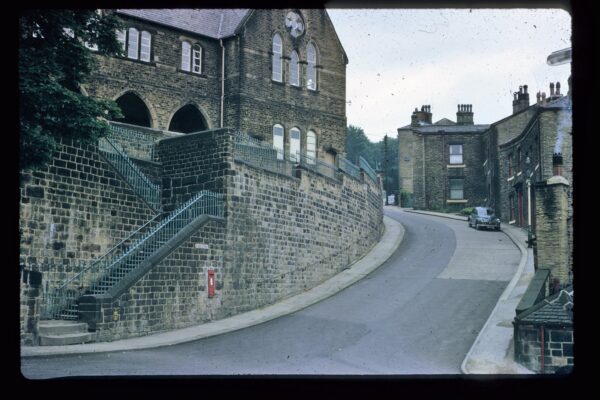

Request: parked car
left=468, top=207, right=501, bottom=231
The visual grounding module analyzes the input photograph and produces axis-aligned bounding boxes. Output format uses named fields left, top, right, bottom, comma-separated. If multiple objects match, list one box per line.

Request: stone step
left=39, top=332, right=96, bottom=346
left=38, top=320, right=88, bottom=336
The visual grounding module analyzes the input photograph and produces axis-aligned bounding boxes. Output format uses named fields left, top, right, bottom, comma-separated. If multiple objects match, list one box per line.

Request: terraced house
left=19, top=9, right=384, bottom=346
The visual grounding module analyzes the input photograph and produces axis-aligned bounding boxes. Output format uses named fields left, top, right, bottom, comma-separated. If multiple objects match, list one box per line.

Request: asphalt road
left=21, top=208, right=520, bottom=377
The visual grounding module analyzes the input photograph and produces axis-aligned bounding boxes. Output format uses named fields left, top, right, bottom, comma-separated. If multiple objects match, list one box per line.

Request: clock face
left=285, top=11, right=304, bottom=38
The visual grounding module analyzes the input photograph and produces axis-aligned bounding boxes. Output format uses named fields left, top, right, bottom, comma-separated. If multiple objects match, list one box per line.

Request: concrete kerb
left=401, top=209, right=528, bottom=374
left=21, top=215, right=405, bottom=358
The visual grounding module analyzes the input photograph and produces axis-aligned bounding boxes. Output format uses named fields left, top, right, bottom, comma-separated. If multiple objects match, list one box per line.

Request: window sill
left=271, top=79, right=285, bottom=85
left=447, top=164, right=465, bottom=168
left=177, top=68, right=207, bottom=78
left=115, top=56, right=156, bottom=67
left=507, top=176, right=514, bottom=182
left=447, top=199, right=468, bottom=203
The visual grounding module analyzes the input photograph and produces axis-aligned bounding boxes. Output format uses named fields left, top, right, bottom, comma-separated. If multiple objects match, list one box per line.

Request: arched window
left=122, top=28, right=152, bottom=61
left=127, top=28, right=139, bottom=59
left=306, top=43, right=317, bottom=90
left=289, top=50, right=299, bottom=86
left=181, top=42, right=202, bottom=74
left=273, top=124, right=284, bottom=160
left=290, top=127, right=301, bottom=162
left=306, top=131, right=317, bottom=164
left=140, top=31, right=151, bottom=62
left=272, top=34, right=283, bottom=82
left=192, top=44, right=202, bottom=74
left=181, top=41, right=191, bottom=71
left=116, top=29, right=126, bottom=52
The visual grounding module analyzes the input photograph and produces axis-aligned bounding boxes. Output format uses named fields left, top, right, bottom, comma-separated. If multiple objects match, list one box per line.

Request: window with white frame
left=449, top=144, right=463, bottom=164
left=449, top=179, right=464, bottom=200
left=181, top=41, right=191, bottom=71
left=306, top=43, right=317, bottom=90
left=120, top=28, right=152, bottom=61
left=140, top=31, right=151, bottom=62
left=116, top=29, right=126, bottom=52
left=290, top=128, right=301, bottom=162
left=192, top=44, right=202, bottom=74
left=306, top=131, right=316, bottom=164
left=182, top=42, right=202, bottom=74
left=289, top=50, right=300, bottom=86
left=273, top=124, right=284, bottom=160
left=127, top=28, right=139, bottom=59
left=272, top=34, right=283, bottom=82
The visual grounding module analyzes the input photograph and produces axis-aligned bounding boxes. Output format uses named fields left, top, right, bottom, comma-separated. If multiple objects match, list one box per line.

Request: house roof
left=516, top=287, right=573, bottom=325
left=116, top=9, right=250, bottom=39
left=434, top=118, right=456, bottom=126
left=413, top=124, right=490, bottom=134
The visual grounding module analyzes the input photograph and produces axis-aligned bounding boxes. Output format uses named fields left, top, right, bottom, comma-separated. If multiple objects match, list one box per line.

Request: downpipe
left=540, top=326, right=545, bottom=373
left=220, top=39, right=225, bottom=128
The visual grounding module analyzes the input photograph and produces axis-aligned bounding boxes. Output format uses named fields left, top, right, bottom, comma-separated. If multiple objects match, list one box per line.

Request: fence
left=359, top=156, right=378, bottom=183
left=41, top=190, right=224, bottom=320
left=98, top=136, right=162, bottom=212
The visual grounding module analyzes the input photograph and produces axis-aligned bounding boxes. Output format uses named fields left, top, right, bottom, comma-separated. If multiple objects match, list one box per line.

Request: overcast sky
left=327, top=8, right=572, bottom=142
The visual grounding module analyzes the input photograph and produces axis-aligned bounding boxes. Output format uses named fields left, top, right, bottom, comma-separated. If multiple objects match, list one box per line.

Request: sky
left=327, top=8, right=572, bottom=142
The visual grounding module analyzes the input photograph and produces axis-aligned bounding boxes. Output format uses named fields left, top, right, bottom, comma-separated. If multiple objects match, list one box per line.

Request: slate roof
left=413, top=124, right=490, bottom=134
left=116, top=9, right=250, bottom=39
left=540, top=94, right=572, bottom=110
left=516, top=286, right=573, bottom=325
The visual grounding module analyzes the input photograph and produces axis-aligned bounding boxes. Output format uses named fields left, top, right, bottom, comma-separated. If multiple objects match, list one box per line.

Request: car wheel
left=475, top=222, right=480, bottom=230
left=468, top=220, right=472, bottom=228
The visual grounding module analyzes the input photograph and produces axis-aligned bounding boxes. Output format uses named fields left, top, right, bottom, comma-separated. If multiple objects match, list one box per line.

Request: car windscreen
left=476, top=208, right=492, bottom=216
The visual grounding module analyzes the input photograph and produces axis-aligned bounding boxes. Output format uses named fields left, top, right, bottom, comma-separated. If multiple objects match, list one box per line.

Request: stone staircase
left=38, top=320, right=96, bottom=346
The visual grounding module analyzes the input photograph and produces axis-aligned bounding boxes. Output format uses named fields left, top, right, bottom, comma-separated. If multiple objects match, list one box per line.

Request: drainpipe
left=422, top=135, right=426, bottom=207
left=220, top=39, right=225, bottom=128
left=540, top=326, right=545, bottom=373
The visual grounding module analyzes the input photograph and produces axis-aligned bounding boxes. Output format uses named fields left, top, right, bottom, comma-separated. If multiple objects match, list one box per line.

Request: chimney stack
left=456, top=104, right=474, bottom=125
left=512, top=84, right=530, bottom=114
left=553, top=153, right=563, bottom=176
left=411, top=105, right=432, bottom=126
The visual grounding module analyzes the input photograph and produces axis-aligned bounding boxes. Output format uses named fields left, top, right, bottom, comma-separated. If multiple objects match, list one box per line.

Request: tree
left=19, top=10, right=124, bottom=171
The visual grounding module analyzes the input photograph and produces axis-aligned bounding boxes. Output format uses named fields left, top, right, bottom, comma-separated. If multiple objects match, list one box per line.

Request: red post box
left=207, top=269, right=215, bottom=298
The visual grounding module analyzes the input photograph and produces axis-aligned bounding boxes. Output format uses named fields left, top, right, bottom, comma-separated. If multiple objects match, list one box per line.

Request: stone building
left=398, top=105, right=490, bottom=212
left=19, top=9, right=383, bottom=346
left=84, top=9, right=348, bottom=165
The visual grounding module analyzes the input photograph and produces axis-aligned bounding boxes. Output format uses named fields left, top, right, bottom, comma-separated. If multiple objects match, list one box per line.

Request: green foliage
left=345, top=125, right=399, bottom=192
left=461, top=207, right=474, bottom=216
left=19, top=10, right=124, bottom=171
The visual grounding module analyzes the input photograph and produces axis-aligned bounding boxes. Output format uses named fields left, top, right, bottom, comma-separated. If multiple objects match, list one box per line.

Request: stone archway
left=168, top=104, right=208, bottom=134
left=114, top=92, right=152, bottom=128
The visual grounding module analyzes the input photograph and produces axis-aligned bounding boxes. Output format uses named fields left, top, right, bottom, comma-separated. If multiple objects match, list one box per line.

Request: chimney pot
left=550, top=82, right=555, bottom=96
left=556, top=82, right=561, bottom=95
left=524, top=85, right=528, bottom=94
left=519, top=85, right=523, bottom=93
left=552, top=152, right=563, bottom=176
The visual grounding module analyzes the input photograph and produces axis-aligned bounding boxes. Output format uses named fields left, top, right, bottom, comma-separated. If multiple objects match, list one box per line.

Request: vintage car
left=468, top=207, right=501, bottom=231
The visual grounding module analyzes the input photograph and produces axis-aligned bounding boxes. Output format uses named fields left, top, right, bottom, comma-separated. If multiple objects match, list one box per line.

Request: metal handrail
left=359, top=156, right=377, bottom=182
left=99, top=136, right=162, bottom=212
left=42, top=190, right=224, bottom=319
left=233, top=132, right=294, bottom=177
left=299, top=152, right=340, bottom=181
left=338, top=156, right=361, bottom=180
left=108, top=122, right=159, bottom=161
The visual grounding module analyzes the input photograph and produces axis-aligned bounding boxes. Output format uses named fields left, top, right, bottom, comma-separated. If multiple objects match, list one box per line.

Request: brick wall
left=514, top=323, right=574, bottom=373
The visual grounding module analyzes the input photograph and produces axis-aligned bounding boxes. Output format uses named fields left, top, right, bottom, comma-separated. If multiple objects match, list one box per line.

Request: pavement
left=21, top=213, right=405, bottom=358
left=21, top=207, right=536, bottom=375
left=403, top=208, right=535, bottom=374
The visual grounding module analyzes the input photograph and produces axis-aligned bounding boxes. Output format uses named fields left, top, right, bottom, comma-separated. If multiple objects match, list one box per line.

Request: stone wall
left=19, top=138, right=157, bottom=280
left=30, top=130, right=383, bottom=343
left=20, top=268, right=43, bottom=346
left=513, top=323, right=574, bottom=373
left=534, top=178, right=571, bottom=284
left=397, top=128, right=416, bottom=195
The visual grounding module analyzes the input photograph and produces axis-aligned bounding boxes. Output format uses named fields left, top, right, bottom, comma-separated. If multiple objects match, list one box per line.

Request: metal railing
left=41, top=190, right=224, bottom=320
left=233, top=132, right=294, bottom=177
left=299, top=152, right=340, bottom=181
left=338, top=156, right=361, bottom=180
left=99, top=136, right=162, bottom=212
left=359, top=156, right=377, bottom=183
